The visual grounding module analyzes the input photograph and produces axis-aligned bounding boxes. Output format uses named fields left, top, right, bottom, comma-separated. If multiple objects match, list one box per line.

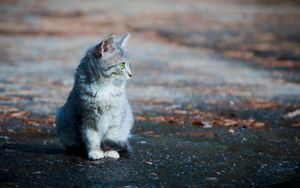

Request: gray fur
left=56, top=34, right=133, bottom=160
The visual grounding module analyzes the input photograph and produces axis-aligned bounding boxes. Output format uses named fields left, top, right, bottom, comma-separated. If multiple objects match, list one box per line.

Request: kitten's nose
left=128, top=73, right=132, bottom=77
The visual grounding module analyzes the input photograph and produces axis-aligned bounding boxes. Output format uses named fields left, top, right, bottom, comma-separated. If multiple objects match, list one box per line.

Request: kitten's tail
left=56, top=107, right=83, bottom=149
left=55, top=107, right=65, bottom=140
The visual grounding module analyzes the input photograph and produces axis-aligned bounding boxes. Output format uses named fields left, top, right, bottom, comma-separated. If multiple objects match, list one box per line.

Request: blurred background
left=0, top=0, right=299, bottom=117
left=1, top=0, right=300, bottom=187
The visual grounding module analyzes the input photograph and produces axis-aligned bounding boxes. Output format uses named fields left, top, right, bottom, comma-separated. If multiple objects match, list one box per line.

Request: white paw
left=88, top=150, right=104, bottom=160
left=104, top=150, right=120, bottom=159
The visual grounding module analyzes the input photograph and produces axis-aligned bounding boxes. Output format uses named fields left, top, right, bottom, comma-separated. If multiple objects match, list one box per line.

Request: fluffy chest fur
left=77, top=82, right=126, bottom=132
left=95, top=85, right=127, bottom=135
left=80, top=81, right=124, bottom=107
left=95, top=84, right=124, bottom=103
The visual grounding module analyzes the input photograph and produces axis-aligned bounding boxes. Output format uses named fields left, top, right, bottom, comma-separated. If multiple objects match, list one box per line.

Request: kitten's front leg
left=81, top=120, right=104, bottom=160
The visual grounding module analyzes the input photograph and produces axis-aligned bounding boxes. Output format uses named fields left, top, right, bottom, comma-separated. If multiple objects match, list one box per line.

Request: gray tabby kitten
left=56, top=34, right=133, bottom=160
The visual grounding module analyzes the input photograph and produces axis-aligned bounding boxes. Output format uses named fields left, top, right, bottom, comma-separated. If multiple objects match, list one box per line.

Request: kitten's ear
left=99, top=34, right=116, bottom=56
left=119, top=33, right=130, bottom=48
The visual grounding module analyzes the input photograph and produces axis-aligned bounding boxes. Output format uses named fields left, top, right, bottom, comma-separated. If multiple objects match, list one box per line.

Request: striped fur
left=56, top=34, right=133, bottom=160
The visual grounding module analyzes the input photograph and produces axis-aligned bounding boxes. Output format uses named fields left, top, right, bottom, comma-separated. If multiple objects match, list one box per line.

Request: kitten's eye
left=119, top=62, right=126, bottom=69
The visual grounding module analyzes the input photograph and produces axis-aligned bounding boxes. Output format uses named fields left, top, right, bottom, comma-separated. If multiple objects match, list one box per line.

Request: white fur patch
left=85, top=129, right=101, bottom=149
left=104, top=150, right=120, bottom=159
left=88, top=150, right=104, bottom=160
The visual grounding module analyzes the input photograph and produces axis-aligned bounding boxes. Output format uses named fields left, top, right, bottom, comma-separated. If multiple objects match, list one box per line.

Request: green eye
left=119, top=62, right=126, bottom=69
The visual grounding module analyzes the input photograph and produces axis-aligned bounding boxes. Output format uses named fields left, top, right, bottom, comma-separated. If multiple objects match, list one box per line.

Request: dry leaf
left=10, top=111, right=29, bottom=118
left=0, top=96, right=23, bottom=103
left=223, top=119, right=238, bottom=126
left=24, top=119, right=41, bottom=126
left=135, top=115, right=166, bottom=122
left=189, top=109, right=201, bottom=115
left=141, top=131, right=160, bottom=138
left=253, top=122, right=265, bottom=128
left=248, top=100, right=278, bottom=109
left=213, top=119, right=224, bottom=126
left=202, top=121, right=213, bottom=128
left=284, top=109, right=300, bottom=119
left=166, top=119, right=179, bottom=124
left=135, top=116, right=147, bottom=121
left=23, top=116, right=55, bottom=126
left=192, top=120, right=203, bottom=126
left=292, top=122, right=300, bottom=128
left=44, top=116, right=55, bottom=125
left=173, top=109, right=188, bottom=115
left=148, top=116, right=166, bottom=122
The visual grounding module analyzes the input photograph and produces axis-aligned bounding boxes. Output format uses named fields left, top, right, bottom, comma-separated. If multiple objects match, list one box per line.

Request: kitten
left=56, top=34, right=134, bottom=160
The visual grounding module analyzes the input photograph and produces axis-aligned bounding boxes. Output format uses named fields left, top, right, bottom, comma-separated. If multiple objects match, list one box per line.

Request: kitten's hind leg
left=102, top=138, right=131, bottom=159
left=102, top=126, right=132, bottom=159
left=102, top=139, right=129, bottom=152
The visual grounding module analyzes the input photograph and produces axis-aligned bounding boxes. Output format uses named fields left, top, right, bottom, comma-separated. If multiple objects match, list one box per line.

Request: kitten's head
left=91, top=34, right=132, bottom=82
